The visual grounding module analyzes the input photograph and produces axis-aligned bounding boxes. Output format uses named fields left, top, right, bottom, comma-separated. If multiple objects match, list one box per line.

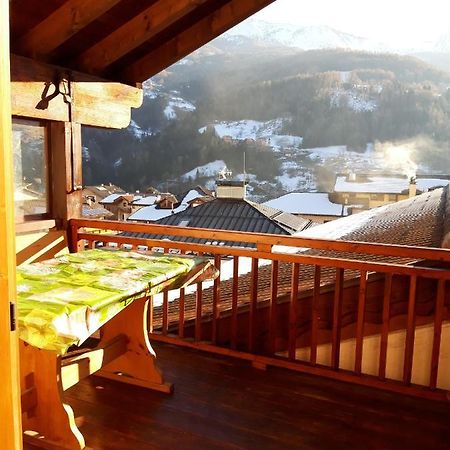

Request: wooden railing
left=70, top=219, right=450, bottom=401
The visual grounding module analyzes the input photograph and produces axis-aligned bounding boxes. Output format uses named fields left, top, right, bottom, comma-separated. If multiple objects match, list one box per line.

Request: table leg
left=96, top=297, right=173, bottom=393
left=19, top=341, right=87, bottom=450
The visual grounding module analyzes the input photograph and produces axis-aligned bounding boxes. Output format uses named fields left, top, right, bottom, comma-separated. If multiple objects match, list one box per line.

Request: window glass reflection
left=13, top=120, right=48, bottom=222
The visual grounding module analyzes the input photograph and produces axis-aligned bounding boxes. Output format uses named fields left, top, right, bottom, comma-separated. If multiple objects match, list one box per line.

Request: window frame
left=12, top=117, right=52, bottom=225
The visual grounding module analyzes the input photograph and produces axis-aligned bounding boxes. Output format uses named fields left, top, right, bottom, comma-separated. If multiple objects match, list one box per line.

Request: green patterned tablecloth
left=17, top=249, right=217, bottom=354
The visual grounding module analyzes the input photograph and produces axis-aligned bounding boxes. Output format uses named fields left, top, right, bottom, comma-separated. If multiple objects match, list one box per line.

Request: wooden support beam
left=121, top=0, right=276, bottom=82
left=61, top=335, right=128, bottom=391
left=14, top=0, right=121, bottom=60
left=75, top=0, right=211, bottom=74
left=51, top=122, right=82, bottom=227
left=11, top=54, right=142, bottom=128
left=0, top=0, right=23, bottom=447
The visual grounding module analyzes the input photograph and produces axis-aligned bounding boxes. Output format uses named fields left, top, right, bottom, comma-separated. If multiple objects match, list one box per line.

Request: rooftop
left=334, top=174, right=450, bottom=194
left=125, top=198, right=314, bottom=248
left=264, top=192, right=348, bottom=217
left=156, top=188, right=448, bottom=329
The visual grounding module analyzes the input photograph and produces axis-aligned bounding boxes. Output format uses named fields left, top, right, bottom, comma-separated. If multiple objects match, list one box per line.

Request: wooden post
left=0, top=0, right=23, bottom=448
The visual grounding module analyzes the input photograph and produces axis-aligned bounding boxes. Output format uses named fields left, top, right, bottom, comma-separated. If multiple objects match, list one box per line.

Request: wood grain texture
left=15, top=0, right=121, bottom=59
left=11, top=55, right=142, bottom=127
left=19, top=342, right=85, bottom=449
left=0, top=1, right=23, bottom=447
left=121, top=0, right=277, bottom=82
left=75, top=0, right=210, bottom=74
left=50, top=342, right=450, bottom=450
left=71, top=218, right=450, bottom=264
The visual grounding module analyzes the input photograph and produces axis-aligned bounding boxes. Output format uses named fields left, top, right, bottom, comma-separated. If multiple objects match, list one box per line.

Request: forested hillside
left=83, top=44, right=450, bottom=197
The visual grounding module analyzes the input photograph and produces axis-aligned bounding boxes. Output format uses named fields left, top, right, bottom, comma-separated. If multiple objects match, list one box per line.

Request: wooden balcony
left=69, top=218, right=450, bottom=403
left=25, top=340, right=450, bottom=450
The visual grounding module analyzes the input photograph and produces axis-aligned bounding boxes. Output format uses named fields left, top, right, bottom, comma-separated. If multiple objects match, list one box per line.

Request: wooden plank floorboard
left=27, top=342, right=450, bottom=450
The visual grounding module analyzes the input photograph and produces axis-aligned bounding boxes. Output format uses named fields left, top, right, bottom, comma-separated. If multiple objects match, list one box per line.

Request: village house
left=124, top=178, right=314, bottom=248
left=331, top=172, right=450, bottom=211
left=3, top=2, right=450, bottom=450
left=99, top=193, right=138, bottom=221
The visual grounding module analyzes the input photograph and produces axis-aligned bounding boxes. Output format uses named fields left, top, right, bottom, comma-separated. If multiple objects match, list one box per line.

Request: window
left=388, top=194, right=397, bottom=201
left=370, top=194, right=384, bottom=201
left=13, top=119, right=49, bottom=223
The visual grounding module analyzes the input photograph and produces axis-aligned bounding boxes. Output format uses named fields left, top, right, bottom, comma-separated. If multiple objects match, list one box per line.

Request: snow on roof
left=334, top=175, right=450, bottom=194
left=132, top=195, right=158, bottom=206
left=99, top=193, right=123, bottom=204
left=128, top=203, right=189, bottom=222
left=181, top=189, right=203, bottom=204
left=264, top=193, right=347, bottom=217
left=416, top=178, right=450, bottom=191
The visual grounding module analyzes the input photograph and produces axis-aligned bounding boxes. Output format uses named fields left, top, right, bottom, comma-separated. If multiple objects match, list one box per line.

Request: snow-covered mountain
left=219, top=19, right=450, bottom=55
left=222, top=19, right=387, bottom=52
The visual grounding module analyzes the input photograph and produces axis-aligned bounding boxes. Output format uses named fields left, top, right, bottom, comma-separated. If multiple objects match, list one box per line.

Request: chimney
left=216, top=180, right=247, bottom=199
left=409, top=176, right=417, bottom=198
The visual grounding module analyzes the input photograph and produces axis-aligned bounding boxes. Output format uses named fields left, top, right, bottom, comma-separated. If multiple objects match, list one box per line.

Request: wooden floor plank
left=26, top=342, right=450, bottom=450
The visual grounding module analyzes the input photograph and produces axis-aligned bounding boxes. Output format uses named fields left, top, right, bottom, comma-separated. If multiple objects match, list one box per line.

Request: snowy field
left=199, top=118, right=303, bottom=151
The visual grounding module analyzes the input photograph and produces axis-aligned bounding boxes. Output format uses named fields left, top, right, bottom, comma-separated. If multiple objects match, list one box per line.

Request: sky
left=254, top=0, right=450, bottom=48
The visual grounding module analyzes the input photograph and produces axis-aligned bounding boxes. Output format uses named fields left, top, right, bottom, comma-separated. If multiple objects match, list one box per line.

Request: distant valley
left=83, top=20, right=450, bottom=201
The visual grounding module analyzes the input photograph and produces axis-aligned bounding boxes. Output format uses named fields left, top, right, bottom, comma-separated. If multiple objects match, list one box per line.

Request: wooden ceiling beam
left=74, top=0, right=211, bottom=75
left=120, top=0, right=275, bottom=83
left=14, top=0, right=121, bottom=60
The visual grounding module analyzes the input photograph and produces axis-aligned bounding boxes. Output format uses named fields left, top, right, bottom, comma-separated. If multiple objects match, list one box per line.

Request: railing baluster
left=310, top=265, right=321, bottom=365
left=379, top=274, right=392, bottom=380
left=231, top=256, right=239, bottom=350
left=178, top=288, right=185, bottom=339
left=403, top=275, right=417, bottom=385
left=288, top=263, right=300, bottom=360
left=212, top=255, right=221, bottom=345
left=248, top=258, right=259, bottom=353
left=269, top=260, right=279, bottom=355
left=354, top=270, right=368, bottom=374
left=195, top=251, right=204, bottom=342
left=162, top=290, right=168, bottom=336
left=429, top=279, right=445, bottom=389
left=331, top=268, right=344, bottom=370
left=195, top=282, right=202, bottom=342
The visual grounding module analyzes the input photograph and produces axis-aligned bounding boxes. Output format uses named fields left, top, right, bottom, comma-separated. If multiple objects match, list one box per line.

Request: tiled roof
left=82, top=205, right=113, bottom=218
left=124, top=198, right=314, bottom=248
left=153, top=188, right=448, bottom=329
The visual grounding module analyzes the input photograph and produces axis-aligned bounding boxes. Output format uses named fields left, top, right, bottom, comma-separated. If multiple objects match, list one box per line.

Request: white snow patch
left=330, top=89, right=377, bottom=112
left=129, top=120, right=152, bottom=139
left=199, top=118, right=302, bottom=151
left=264, top=193, right=348, bottom=216
left=181, top=160, right=226, bottom=181
left=164, top=95, right=196, bottom=120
